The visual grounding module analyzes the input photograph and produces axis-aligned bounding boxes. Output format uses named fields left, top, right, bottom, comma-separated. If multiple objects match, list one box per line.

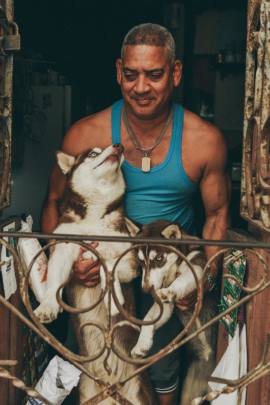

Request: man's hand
left=73, top=242, right=100, bottom=287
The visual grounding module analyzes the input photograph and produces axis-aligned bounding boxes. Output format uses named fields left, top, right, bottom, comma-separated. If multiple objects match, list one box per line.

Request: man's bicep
left=200, top=169, right=230, bottom=217
left=200, top=129, right=230, bottom=215
left=47, top=164, right=66, bottom=202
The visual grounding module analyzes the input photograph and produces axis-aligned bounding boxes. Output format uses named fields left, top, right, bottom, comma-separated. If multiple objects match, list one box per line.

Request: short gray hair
left=121, top=23, right=176, bottom=66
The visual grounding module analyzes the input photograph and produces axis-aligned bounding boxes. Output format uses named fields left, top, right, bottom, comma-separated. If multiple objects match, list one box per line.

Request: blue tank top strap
left=173, top=103, right=184, bottom=155
left=170, top=103, right=183, bottom=168
left=111, top=99, right=124, bottom=144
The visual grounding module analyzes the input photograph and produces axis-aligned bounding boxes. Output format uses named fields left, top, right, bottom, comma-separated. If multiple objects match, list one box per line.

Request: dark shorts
left=135, top=278, right=183, bottom=394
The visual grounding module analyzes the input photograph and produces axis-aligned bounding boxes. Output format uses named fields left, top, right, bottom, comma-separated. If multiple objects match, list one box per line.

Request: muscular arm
left=200, top=128, right=230, bottom=278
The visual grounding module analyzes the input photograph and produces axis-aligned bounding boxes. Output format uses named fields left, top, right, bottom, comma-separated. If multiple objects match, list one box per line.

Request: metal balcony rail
left=0, top=231, right=270, bottom=404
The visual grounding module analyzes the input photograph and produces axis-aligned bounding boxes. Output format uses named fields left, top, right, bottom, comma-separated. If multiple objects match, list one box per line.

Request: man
left=41, top=23, right=229, bottom=405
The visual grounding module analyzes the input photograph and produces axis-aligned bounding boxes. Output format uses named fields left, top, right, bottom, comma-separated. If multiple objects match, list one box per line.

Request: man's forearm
left=41, top=200, right=60, bottom=234
left=202, top=211, right=228, bottom=278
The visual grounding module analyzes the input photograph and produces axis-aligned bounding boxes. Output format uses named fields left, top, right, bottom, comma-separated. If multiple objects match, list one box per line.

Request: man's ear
left=116, top=58, right=122, bottom=85
left=161, top=224, right=182, bottom=240
left=56, top=151, right=76, bottom=175
left=125, top=217, right=141, bottom=237
left=173, top=60, right=182, bottom=88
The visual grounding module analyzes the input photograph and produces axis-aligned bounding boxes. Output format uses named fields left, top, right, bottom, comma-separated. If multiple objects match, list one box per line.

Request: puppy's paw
left=82, top=250, right=97, bottom=261
left=131, top=343, right=150, bottom=358
left=157, top=287, right=176, bottom=303
left=131, top=331, right=153, bottom=358
left=34, top=301, right=61, bottom=323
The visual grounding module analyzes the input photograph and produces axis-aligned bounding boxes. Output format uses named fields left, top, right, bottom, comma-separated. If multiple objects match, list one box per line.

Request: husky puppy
left=35, top=144, right=153, bottom=404
left=130, top=220, right=217, bottom=405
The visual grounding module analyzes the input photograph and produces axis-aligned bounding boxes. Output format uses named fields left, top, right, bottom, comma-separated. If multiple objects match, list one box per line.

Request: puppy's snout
left=113, top=144, right=124, bottom=153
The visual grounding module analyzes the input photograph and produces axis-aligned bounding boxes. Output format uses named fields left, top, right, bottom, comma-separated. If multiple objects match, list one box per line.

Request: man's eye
left=149, top=73, right=163, bottom=80
left=124, top=72, right=137, bottom=81
left=88, top=151, right=99, bottom=158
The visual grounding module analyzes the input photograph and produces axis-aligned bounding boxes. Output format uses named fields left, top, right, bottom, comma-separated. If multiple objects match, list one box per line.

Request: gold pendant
left=142, top=156, right=151, bottom=172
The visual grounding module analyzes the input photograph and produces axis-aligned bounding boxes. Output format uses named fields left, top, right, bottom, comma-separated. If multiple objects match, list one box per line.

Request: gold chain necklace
left=123, top=107, right=172, bottom=172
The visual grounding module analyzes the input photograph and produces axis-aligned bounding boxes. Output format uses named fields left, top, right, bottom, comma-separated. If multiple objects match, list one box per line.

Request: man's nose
left=134, top=75, right=150, bottom=94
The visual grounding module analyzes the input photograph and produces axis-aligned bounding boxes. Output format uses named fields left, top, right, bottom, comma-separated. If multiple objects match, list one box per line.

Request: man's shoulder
left=183, top=109, right=227, bottom=171
left=62, top=105, right=113, bottom=155
left=72, top=105, right=112, bottom=134
left=184, top=109, right=225, bottom=148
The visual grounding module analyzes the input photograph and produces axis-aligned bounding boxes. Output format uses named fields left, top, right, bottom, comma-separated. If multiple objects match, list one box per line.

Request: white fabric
left=209, top=324, right=247, bottom=405
left=26, top=355, right=81, bottom=405
left=239, top=325, right=247, bottom=405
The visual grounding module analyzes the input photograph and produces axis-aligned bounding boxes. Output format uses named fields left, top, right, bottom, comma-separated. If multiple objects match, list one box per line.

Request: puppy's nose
left=113, top=144, right=124, bottom=152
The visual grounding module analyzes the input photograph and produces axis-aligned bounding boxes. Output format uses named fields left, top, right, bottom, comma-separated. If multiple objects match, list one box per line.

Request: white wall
left=2, top=85, right=71, bottom=230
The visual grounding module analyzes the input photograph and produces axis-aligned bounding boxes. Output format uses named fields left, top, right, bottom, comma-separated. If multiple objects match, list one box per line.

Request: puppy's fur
left=35, top=145, right=153, bottom=404
left=130, top=220, right=217, bottom=405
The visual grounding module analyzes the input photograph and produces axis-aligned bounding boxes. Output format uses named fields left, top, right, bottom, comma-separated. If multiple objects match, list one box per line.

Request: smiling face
left=116, top=45, right=182, bottom=119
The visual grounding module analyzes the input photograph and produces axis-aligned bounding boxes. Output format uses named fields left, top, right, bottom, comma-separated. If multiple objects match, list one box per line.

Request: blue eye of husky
left=88, top=150, right=100, bottom=158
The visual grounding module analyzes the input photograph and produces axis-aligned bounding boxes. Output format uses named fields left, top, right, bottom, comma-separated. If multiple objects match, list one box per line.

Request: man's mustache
left=131, top=95, right=155, bottom=100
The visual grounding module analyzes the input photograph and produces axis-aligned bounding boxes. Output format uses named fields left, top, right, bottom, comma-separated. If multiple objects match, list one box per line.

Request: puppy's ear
left=56, top=151, right=76, bottom=174
left=125, top=217, right=141, bottom=237
left=161, top=224, right=182, bottom=240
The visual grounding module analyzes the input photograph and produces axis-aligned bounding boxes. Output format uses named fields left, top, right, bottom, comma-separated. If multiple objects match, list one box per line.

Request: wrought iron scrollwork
left=0, top=231, right=270, bottom=403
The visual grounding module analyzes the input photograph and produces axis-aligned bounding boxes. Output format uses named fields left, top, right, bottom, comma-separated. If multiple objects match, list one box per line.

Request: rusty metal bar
left=1, top=232, right=270, bottom=404
left=0, top=359, right=17, bottom=366
left=1, top=229, right=270, bottom=248
left=0, top=366, right=51, bottom=404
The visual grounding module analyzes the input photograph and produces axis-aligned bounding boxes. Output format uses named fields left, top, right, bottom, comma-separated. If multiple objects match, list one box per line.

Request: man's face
left=116, top=45, right=182, bottom=119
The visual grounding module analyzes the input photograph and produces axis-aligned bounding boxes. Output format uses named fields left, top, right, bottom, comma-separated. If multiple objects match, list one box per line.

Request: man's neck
left=124, top=103, right=172, bottom=133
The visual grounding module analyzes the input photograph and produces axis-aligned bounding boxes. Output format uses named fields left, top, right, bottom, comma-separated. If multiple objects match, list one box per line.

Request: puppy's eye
left=88, top=150, right=100, bottom=158
left=156, top=254, right=164, bottom=261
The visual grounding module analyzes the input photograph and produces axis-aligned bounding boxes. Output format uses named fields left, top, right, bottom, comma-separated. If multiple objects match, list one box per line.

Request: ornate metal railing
left=1, top=231, right=270, bottom=404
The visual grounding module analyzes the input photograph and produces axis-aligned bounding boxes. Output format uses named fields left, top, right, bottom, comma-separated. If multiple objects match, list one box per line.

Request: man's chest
left=120, top=125, right=202, bottom=183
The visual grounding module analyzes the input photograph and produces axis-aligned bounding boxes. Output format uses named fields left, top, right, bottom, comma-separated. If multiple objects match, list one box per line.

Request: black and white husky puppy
left=34, top=144, right=153, bottom=404
left=130, top=220, right=217, bottom=405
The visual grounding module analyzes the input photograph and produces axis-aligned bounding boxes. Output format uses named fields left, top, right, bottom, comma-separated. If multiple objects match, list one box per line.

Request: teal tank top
left=111, top=100, right=197, bottom=233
